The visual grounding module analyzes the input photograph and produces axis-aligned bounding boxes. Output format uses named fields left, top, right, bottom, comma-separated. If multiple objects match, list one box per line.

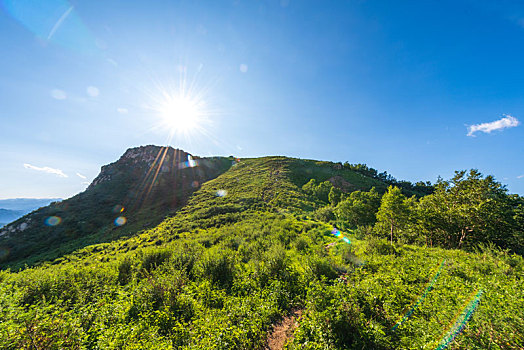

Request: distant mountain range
left=0, top=198, right=62, bottom=211
left=0, top=198, right=60, bottom=227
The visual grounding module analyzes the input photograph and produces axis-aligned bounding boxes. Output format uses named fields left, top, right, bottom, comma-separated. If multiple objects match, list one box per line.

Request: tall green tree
left=375, top=186, right=411, bottom=244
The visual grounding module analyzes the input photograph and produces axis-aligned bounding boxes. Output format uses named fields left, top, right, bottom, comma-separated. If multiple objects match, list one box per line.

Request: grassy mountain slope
left=0, top=154, right=389, bottom=270
left=0, top=146, right=232, bottom=269
left=0, top=155, right=521, bottom=349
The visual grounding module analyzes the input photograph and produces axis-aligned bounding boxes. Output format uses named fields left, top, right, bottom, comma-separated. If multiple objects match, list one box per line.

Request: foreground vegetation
left=1, top=213, right=521, bottom=349
left=0, top=155, right=522, bottom=349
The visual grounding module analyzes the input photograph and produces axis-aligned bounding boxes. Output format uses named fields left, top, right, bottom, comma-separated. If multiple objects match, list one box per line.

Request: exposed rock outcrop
left=89, top=145, right=191, bottom=189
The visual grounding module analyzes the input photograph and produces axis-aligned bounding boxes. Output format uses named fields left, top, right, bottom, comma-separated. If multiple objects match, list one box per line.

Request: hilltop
left=0, top=146, right=522, bottom=349
left=0, top=148, right=422, bottom=270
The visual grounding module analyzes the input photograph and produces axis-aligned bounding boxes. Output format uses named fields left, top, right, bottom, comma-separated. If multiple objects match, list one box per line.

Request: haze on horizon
left=0, top=0, right=523, bottom=199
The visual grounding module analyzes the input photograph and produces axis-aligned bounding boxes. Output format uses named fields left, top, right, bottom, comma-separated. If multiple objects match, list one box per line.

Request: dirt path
left=325, top=241, right=337, bottom=250
left=265, top=309, right=303, bottom=350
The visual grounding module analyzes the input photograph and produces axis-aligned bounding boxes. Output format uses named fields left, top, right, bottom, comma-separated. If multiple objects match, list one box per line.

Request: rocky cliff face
left=89, top=145, right=192, bottom=189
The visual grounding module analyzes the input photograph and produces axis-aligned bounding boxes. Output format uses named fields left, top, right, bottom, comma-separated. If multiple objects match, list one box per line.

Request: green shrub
left=195, top=248, right=237, bottom=289
left=170, top=245, right=200, bottom=277
left=353, top=225, right=372, bottom=239
left=307, top=256, right=339, bottom=280
left=312, top=206, right=335, bottom=223
left=141, top=249, right=172, bottom=272
left=295, top=236, right=310, bottom=252
left=365, top=236, right=399, bottom=255
left=117, top=257, right=134, bottom=285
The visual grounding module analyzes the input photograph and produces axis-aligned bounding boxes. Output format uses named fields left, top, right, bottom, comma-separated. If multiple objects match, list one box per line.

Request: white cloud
left=467, top=115, right=520, bottom=137
left=117, top=107, right=128, bottom=114
left=517, top=174, right=524, bottom=179
left=23, top=163, right=68, bottom=178
left=87, top=86, right=99, bottom=97
left=76, top=172, right=87, bottom=179
left=50, top=89, right=67, bottom=100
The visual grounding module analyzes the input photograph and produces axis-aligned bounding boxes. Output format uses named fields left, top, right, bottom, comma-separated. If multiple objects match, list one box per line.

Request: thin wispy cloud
left=47, top=6, right=74, bottom=41
left=76, top=172, right=87, bottom=179
left=467, top=115, right=520, bottom=137
left=517, top=174, right=524, bottom=179
left=23, top=163, right=68, bottom=178
left=50, top=89, right=67, bottom=100
left=87, top=86, right=99, bottom=97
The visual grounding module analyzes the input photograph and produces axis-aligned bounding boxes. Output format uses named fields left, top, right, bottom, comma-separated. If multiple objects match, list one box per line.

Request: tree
left=508, top=194, right=524, bottom=254
left=302, top=179, right=333, bottom=203
left=417, top=170, right=515, bottom=250
left=375, top=186, right=411, bottom=244
left=335, top=187, right=381, bottom=228
left=328, top=187, right=342, bottom=206
left=302, top=179, right=318, bottom=195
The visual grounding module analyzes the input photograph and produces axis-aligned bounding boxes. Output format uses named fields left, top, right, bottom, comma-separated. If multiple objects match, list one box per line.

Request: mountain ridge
left=0, top=145, right=233, bottom=268
left=0, top=146, right=425, bottom=269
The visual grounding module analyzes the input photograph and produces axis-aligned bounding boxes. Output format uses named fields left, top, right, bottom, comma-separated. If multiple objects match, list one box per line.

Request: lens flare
left=179, top=155, right=199, bottom=169
left=392, top=259, right=446, bottom=331
left=3, top=0, right=97, bottom=53
left=45, top=216, right=62, bottom=226
left=0, top=247, right=10, bottom=260
left=114, top=216, right=127, bottom=226
left=331, top=228, right=350, bottom=244
left=434, top=289, right=483, bottom=349
left=329, top=228, right=365, bottom=266
left=112, top=204, right=125, bottom=213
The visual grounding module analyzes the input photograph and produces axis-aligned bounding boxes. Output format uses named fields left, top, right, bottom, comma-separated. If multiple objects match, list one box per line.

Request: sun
left=159, top=94, right=203, bottom=133
left=146, top=68, right=218, bottom=143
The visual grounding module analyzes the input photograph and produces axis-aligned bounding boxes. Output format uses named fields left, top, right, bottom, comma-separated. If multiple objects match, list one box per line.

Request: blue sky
left=1, top=0, right=523, bottom=199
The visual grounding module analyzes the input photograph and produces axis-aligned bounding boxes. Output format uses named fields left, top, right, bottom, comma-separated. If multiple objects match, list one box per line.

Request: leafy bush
left=307, top=256, right=340, bottom=280
left=295, top=236, right=310, bottom=252
left=195, top=247, right=237, bottom=289
left=141, top=249, right=172, bottom=272
left=117, top=257, right=134, bottom=285
left=365, top=236, right=399, bottom=255
left=312, top=206, right=335, bottom=222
